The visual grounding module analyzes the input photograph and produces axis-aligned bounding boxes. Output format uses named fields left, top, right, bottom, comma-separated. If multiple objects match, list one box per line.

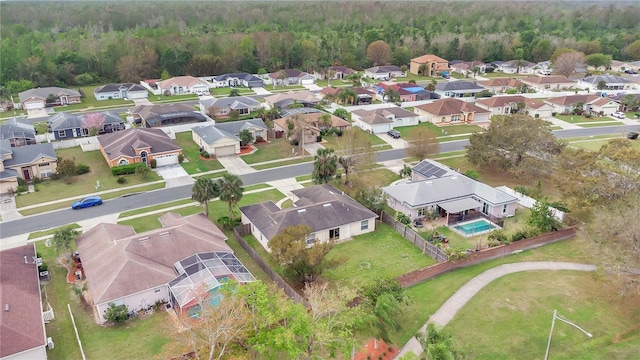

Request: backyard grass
left=15, top=147, right=162, bottom=208
left=578, top=122, right=624, bottom=128
left=555, top=114, right=615, bottom=124
left=174, top=132, right=224, bottom=174
left=240, top=138, right=301, bottom=164
left=35, top=241, right=172, bottom=360
left=394, top=122, right=483, bottom=138
left=571, top=138, right=640, bottom=151
left=19, top=183, right=166, bottom=216
left=34, top=122, right=49, bottom=134
left=446, top=271, right=640, bottom=360
left=322, top=223, right=437, bottom=288
left=251, top=157, right=313, bottom=170
left=28, top=223, right=81, bottom=240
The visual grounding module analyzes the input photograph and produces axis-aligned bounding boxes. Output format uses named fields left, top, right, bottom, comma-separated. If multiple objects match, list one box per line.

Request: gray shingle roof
left=213, top=72, right=263, bottom=83
left=240, top=184, right=378, bottom=241
left=215, top=119, right=267, bottom=135
left=48, top=111, right=124, bottom=131
left=581, top=75, right=632, bottom=85
left=202, top=96, right=260, bottom=110
left=436, top=81, right=485, bottom=91
left=18, top=87, right=81, bottom=102
left=97, top=128, right=181, bottom=160
left=366, top=65, right=402, bottom=74
left=3, top=143, right=56, bottom=167
left=192, top=125, right=238, bottom=144
left=0, top=118, right=35, bottom=140
left=94, top=83, right=147, bottom=94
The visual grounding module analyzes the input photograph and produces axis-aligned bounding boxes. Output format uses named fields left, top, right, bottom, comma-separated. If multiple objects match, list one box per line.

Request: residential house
left=477, top=78, right=522, bottom=93
left=199, top=96, right=262, bottom=118
left=0, top=244, right=49, bottom=360
left=414, top=98, right=491, bottom=126
left=97, top=128, right=182, bottom=167
left=610, top=93, right=640, bottom=111
left=264, top=91, right=320, bottom=109
left=240, top=184, right=378, bottom=250
left=0, top=140, right=57, bottom=185
left=203, top=73, right=264, bottom=88
left=450, top=61, right=488, bottom=77
left=628, top=61, right=640, bottom=71
left=544, top=95, right=619, bottom=115
left=536, top=61, right=553, bottom=74
left=47, top=111, right=125, bottom=140
left=314, top=66, right=356, bottom=80
left=17, top=87, right=81, bottom=110
left=130, top=103, right=209, bottom=128
left=273, top=109, right=351, bottom=143
left=0, top=118, right=36, bottom=147
left=410, top=54, right=450, bottom=76
left=93, top=83, right=149, bottom=101
left=578, top=75, right=636, bottom=91
left=157, top=76, right=210, bottom=95
left=320, top=87, right=377, bottom=105
left=475, top=96, right=553, bottom=118
left=382, top=159, right=518, bottom=222
left=75, top=213, right=254, bottom=321
left=268, top=69, right=316, bottom=86
left=519, top=76, right=577, bottom=92
left=192, top=119, right=268, bottom=157
left=435, top=81, right=485, bottom=98
left=352, top=106, right=420, bottom=134
left=375, top=83, right=438, bottom=102
left=494, top=60, right=537, bottom=74
left=364, top=65, right=405, bottom=80
left=609, top=60, right=632, bottom=73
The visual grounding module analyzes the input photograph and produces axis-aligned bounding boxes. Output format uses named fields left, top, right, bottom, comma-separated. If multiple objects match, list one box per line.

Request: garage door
left=25, top=101, right=43, bottom=110
left=215, top=145, right=236, bottom=157
left=154, top=153, right=178, bottom=166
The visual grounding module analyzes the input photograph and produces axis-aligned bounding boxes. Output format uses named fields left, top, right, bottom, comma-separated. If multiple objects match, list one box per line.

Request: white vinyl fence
left=496, top=186, right=565, bottom=222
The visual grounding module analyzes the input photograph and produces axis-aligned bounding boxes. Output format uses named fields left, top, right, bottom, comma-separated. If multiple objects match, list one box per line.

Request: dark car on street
left=387, top=129, right=401, bottom=139
left=72, top=196, right=103, bottom=210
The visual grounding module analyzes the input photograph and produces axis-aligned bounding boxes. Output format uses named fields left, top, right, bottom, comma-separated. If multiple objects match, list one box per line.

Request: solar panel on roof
left=413, top=161, right=448, bottom=178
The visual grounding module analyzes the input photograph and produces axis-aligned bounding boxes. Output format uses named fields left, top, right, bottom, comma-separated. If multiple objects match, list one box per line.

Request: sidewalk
left=393, top=261, right=596, bottom=359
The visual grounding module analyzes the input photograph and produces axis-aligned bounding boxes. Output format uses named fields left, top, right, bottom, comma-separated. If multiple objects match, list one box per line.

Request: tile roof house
left=314, top=66, right=356, bottom=80
left=264, top=91, right=320, bottom=109
left=578, top=75, right=637, bottom=91
left=0, top=244, right=49, bottom=360
left=273, top=110, right=351, bottom=144
left=519, top=76, right=577, bottom=92
left=319, top=86, right=376, bottom=105
left=240, top=184, right=378, bottom=250
left=410, top=54, right=450, bottom=76
left=414, top=98, right=491, bottom=126
left=75, top=213, right=254, bottom=321
left=199, top=96, right=262, bottom=118
left=543, top=94, right=620, bottom=115
left=494, top=60, right=537, bottom=74
left=17, top=87, right=81, bottom=110
left=97, top=128, right=182, bottom=167
left=382, top=159, right=518, bottom=223
left=0, top=118, right=36, bottom=147
left=157, top=76, right=210, bottom=95
left=352, top=106, right=420, bottom=134
left=267, top=69, right=316, bottom=86
left=192, top=119, right=268, bottom=157
left=47, top=111, right=125, bottom=140
left=0, top=140, right=57, bottom=188
left=93, top=83, right=149, bottom=101
left=364, top=65, right=405, bottom=80
left=435, top=81, right=485, bottom=98
left=475, top=96, right=553, bottom=118
left=130, top=103, right=209, bottom=128
left=203, top=73, right=264, bottom=88
left=375, top=83, right=438, bottom=102
left=477, top=78, right=522, bottom=93
left=450, top=61, right=488, bottom=76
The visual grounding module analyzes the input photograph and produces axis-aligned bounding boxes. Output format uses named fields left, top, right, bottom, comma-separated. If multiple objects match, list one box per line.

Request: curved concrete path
left=394, top=261, right=597, bottom=359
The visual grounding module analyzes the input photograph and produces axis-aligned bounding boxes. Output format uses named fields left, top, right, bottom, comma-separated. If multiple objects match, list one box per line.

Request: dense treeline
left=1, top=1, right=640, bottom=90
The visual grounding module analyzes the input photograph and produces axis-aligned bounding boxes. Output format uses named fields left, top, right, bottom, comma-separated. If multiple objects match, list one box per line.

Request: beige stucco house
left=414, top=98, right=491, bottom=126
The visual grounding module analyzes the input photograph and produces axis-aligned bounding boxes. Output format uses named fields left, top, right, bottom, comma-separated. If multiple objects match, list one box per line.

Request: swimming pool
left=453, top=219, right=497, bottom=236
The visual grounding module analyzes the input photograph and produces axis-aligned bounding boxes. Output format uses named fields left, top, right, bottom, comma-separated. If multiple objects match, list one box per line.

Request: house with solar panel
left=382, top=159, right=518, bottom=235
left=75, top=213, right=255, bottom=322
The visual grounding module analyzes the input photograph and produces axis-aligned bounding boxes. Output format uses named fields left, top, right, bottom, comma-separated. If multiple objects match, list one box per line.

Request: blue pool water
left=454, top=219, right=496, bottom=235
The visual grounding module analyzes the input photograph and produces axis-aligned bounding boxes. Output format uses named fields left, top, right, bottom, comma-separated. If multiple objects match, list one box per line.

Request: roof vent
left=139, top=236, right=150, bottom=243
left=4, top=304, right=9, bottom=311
left=323, top=203, right=332, bottom=208
left=24, top=256, right=28, bottom=264
left=158, top=231, right=170, bottom=237
left=297, top=209, right=306, bottom=213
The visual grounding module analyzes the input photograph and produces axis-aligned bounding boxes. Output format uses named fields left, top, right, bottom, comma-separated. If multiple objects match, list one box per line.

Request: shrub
left=39, top=263, right=48, bottom=272
left=395, top=212, right=411, bottom=225
left=76, top=164, right=91, bottom=175
left=104, top=302, right=129, bottom=324
left=488, top=229, right=508, bottom=244
left=116, top=176, right=127, bottom=184
left=551, top=112, right=557, bottom=117
left=32, top=176, right=43, bottom=184
left=17, top=177, right=27, bottom=186
left=111, top=164, right=138, bottom=176
left=464, top=170, right=480, bottom=180
left=510, top=229, right=529, bottom=242
left=316, top=135, right=323, bottom=142
left=201, top=152, right=210, bottom=158
left=178, top=154, right=184, bottom=163
left=17, top=184, right=28, bottom=193
left=49, top=172, right=60, bottom=180
left=150, top=158, right=157, bottom=168
left=289, top=139, right=299, bottom=146
left=217, top=216, right=241, bottom=230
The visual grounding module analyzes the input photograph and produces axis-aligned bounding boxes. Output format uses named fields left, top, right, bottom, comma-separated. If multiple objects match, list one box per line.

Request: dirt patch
left=354, top=339, right=398, bottom=360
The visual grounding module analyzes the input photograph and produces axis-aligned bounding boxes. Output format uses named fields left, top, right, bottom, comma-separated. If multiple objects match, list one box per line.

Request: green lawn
left=316, top=79, right=351, bottom=87
left=555, top=114, right=615, bottom=124
left=263, top=84, right=305, bottom=91
left=571, top=138, right=640, bottom=151
left=150, top=93, right=198, bottom=103
left=323, top=223, right=436, bottom=287
left=49, top=85, right=135, bottom=113
left=118, top=199, right=196, bottom=218
left=29, top=223, right=81, bottom=239
left=240, top=138, right=301, bottom=164
left=252, top=157, right=313, bottom=170
left=211, top=87, right=255, bottom=96
left=34, top=122, right=49, bottom=134
left=322, top=131, right=387, bottom=151
left=446, top=271, right=640, bottom=360
left=578, top=122, right=624, bottom=128
left=395, top=122, right=484, bottom=138
left=35, top=241, right=172, bottom=360
left=391, top=73, right=439, bottom=83
left=432, top=150, right=466, bottom=159
left=15, top=147, right=162, bottom=208
left=174, top=132, right=224, bottom=174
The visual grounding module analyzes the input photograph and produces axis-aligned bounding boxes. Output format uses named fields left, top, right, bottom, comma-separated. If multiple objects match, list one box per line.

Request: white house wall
left=96, top=286, right=169, bottom=324
left=2, top=345, right=48, bottom=360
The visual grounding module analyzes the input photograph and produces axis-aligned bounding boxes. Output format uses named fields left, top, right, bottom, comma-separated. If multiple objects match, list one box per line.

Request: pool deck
left=450, top=218, right=500, bottom=237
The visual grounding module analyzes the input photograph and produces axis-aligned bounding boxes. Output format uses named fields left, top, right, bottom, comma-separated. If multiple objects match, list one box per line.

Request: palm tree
left=384, top=88, right=401, bottom=104
left=318, top=113, right=332, bottom=130
left=341, top=87, right=357, bottom=105
left=417, top=323, right=463, bottom=360
left=346, top=72, right=363, bottom=87
left=357, top=293, right=403, bottom=350
left=191, top=177, right=220, bottom=217
left=418, top=63, right=428, bottom=76
left=426, top=79, right=437, bottom=92
left=217, top=173, right=244, bottom=220
left=289, top=99, right=304, bottom=109
left=312, top=148, right=338, bottom=184
left=53, top=226, right=80, bottom=255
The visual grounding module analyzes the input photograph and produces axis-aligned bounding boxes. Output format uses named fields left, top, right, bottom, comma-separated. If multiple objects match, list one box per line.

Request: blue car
left=72, top=196, right=103, bottom=210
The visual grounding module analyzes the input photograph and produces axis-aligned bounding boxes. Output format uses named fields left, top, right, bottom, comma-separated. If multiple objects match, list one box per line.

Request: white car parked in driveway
left=612, top=111, right=626, bottom=119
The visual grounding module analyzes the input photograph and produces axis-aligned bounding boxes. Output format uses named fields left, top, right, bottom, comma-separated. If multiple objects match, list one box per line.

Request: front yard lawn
left=555, top=114, right=615, bottom=123
left=174, top=132, right=224, bottom=174
left=211, top=87, right=255, bottom=96
left=322, top=222, right=436, bottom=287
left=395, top=122, right=484, bottom=138
left=579, top=121, right=624, bottom=128
left=51, top=85, right=135, bottom=113
left=263, top=84, right=305, bottom=91
left=15, top=147, right=162, bottom=208
left=151, top=93, right=198, bottom=103
left=571, top=138, right=640, bottom=151
left=322, top=130, right=387, bottom=151
left=241, top=138, right=301, bottom=164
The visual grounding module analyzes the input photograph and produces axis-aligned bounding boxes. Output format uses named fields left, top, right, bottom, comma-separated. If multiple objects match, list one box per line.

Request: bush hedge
left=111, top=164, right=138, bottom=176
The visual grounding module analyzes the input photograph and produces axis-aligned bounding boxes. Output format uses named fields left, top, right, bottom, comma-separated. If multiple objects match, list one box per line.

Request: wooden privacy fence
left=381, top=211, right=449, bottom=262
left=233, top=225, right=309, bottom=308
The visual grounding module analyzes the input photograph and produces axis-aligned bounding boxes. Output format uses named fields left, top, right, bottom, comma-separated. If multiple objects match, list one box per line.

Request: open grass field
left=446, top=271, right=640, bottom=360
left=394, top=122, right=484, bottom=139
left=174, top=132, right=224, bottom=174
left=15, top=147, right=162, bottom=208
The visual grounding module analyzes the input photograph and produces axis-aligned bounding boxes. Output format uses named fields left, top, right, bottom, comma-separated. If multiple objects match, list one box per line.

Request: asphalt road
left=1, top=125, right=638, bottom=238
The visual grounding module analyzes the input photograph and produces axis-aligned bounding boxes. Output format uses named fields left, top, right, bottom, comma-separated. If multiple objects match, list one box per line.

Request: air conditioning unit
left=47, top=337, right=54, bottom=349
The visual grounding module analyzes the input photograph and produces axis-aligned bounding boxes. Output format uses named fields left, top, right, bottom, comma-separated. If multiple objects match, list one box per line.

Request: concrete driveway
left=376, top=133, right=407, bottom=149
left=0, top=194, right=22, bottom=222
left=252, top=87, right=272, bottom=95
left=217, top=156, right=255, bottom=175
left=155, top=164, right=194, bottom=188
